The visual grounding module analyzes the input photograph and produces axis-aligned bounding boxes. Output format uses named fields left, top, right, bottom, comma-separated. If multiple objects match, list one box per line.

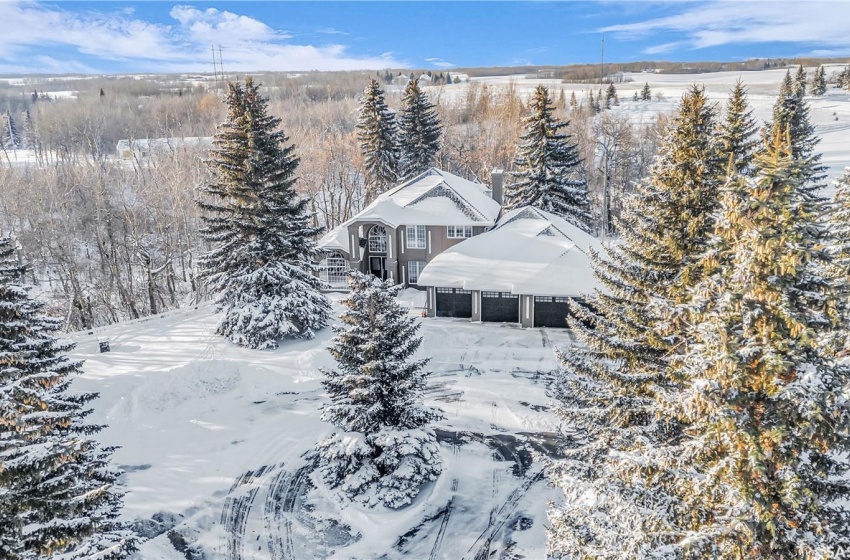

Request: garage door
left=534, top=296, right=571, bottom=328
left=435, top=288, right=472, bottom=318
left=481, top=291, right=519, bottom=323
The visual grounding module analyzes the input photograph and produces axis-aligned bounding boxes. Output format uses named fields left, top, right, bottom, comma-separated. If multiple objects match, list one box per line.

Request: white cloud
left=600, top=1, right=850, bottom=55
left=425, top=57, right=455, bottom=68
left=0, top=0, right=406, bottom=73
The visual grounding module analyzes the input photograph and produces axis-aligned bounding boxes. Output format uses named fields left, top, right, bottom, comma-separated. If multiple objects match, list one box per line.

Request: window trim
left=447, top=225, right=474, bottom=238
left=407, top=260, right=426, bottom=284
left=368, top=225, right=388, bottom=253
left=320, top=251, right=348, bottom=288
left=406, top=225, right=426, bottom=249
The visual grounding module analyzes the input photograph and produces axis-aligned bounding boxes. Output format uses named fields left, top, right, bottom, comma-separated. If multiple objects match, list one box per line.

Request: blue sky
left=2, top=1, right=850, bottom=74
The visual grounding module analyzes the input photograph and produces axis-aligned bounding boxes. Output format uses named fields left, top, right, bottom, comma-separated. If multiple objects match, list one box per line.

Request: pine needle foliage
left=812, top=66, right=827, bottom=96
left=397, top=79, right=442, bottom=179
left=357, top=79, right=400, bottom=204
left=718, top=81, right=759, bottom=177
left=769, top=70, right=827, bottom=193
left=317, top=272, right=441, bottom=508
left=667, top=132, right=850, bottom=558
left=197, top=78, right=331, bottom=350
left=0, top=237, right=132, bottom=559
left=547, top=85, right=724, bottom=559
left=503, top=85, right=593, bottom=231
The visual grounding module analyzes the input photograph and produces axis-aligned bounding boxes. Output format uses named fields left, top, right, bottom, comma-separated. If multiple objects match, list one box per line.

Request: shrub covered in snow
left=317, top=272, right=441, bottom=508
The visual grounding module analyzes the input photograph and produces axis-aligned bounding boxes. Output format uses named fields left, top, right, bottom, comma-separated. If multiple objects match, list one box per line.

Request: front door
left=369, top=257, right=388, bottom=280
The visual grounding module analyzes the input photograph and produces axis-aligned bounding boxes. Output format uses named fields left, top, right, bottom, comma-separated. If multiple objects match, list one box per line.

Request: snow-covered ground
left=452, top=66, right=850, bottom=184
left=69, top=296, right=573, bottom=559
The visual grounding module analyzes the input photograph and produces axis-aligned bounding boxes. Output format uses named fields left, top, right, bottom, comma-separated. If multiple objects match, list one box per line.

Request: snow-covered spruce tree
left=3, top=112, right=21, bottom=150
left=317, top=272, right=441, bottom=508
left=641, top=82, right=652, bottom=101
left=397, top=79, right=442, bottom=179
left=665, top=131, right=850, bottom=558
left=0, top=237, right=132, bottom=559
left=769, top=69, right=827, bottom=194
left=605, top=83, right=617, bottom=110
left=830, top=168, right=850, bottom=275
left=503, top=85, right=593, bottom=232
left=717, top=80, right=759, bottom=177
left=197, top=78, right=331, bottom=350
left=795, top=64, right=808, bottom=97
left=547, top=85, right=724, bottom=559
left=813, top=65, right=828, bottom=96
left=357, top=79, right=400, bottom=204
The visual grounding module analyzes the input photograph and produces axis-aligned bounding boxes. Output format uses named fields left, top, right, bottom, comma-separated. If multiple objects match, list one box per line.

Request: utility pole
left=218, top=45, right=224, bottom=82
left=211, top=44, right=218, bottom=85
left=601, top=34, right=605, bottom=84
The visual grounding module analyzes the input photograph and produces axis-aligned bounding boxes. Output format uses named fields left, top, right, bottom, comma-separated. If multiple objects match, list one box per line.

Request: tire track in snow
left=219, top=464, right=275, bottom=560
left=465, top=468, right=545, bottom=560
left=264, top=462, right=314, bottom=560
left=428, top=478, right=459, bottom=560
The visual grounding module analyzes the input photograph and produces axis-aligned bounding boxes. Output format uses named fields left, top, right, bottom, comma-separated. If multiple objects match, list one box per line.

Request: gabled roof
left=417, top=206, right=603, bottom=297
left=319, top=168, right=500, bottom=253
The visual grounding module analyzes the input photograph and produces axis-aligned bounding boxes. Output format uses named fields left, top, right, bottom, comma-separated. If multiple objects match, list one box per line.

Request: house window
left=447, top=225, right=474, bottom=238
left=408, top=261, right=426, bottom=284
left=535, top=296, right=552, bottom=302
left=320, top=251, right=348, bottom=288
left=407, top=225, right=426, bottom=249
left=554, top=297, right=570, bottom=303
left=368, top=225, right=388, bottom=253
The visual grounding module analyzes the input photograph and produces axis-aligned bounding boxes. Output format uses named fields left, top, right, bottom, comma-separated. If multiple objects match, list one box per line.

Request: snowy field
left=462, top=67, right=850, bottom=185
left=68, top=294, right=573, bottom=559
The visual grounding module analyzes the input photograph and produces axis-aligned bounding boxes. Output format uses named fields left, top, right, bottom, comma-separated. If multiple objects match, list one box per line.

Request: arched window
left=321, top=251, right=348, bottom=288
left=368, top=225, right=388, bottom=253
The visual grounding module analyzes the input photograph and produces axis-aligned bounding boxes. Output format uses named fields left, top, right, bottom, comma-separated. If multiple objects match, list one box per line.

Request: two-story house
left=317, top=168, right=502, bottom=289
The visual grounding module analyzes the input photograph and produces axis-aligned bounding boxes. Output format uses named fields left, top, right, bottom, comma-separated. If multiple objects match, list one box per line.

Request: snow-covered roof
left=417, top=206, right=602, bottom=297
left=318, top=168, right=500, bottom=253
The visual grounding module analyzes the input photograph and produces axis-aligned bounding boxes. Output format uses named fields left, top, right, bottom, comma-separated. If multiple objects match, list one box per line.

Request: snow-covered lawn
left=69, top=297, right=573, bottom=559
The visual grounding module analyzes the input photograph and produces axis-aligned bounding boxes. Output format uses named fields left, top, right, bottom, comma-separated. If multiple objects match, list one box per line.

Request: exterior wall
left=346, top=220, right=398, bottom=282
left=343, top=222, right=491, bottom=289
left=398, top=225, right=489, bottom=289
left=520, top=294, right=534, bottom=328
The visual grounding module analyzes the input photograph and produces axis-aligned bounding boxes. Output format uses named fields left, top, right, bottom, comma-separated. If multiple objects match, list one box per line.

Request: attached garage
left=435, top=288, right=473, bottom=318
left=481, top=291, right=519, bottom=323
left=533, top=296, right=571, bottom=328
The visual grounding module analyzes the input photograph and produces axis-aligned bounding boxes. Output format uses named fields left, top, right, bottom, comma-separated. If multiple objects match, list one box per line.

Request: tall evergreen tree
left=317, top=272, right=441, bottom=508
left=812, top=65, right=827, bottom=96
left=0, top=237, right=131, bottom=559
left=664, top=132, right=850, bottom=558
left=718, top=80, right=759, bottom=176
left=605, top=83, right=617, bottom=110
left=641, top=82, right=652, bottom=101
left=795, top=64, right=807, bottom=97
left=197, top=78, right=331, bottom=350
left=830, top=168, right=850, bottom=276
left=3, top=112, right=21, bottom=150
left=769, top=69, right=827, bottom=195
left=548, top=86, right=724, bottom=558
left=569, top=91, right=578, bottom=112
left=357, top=79, right=400, bottom=204
left=503, top=86, right=593, bottom=231
left=397, top=79, right=442, bottom=179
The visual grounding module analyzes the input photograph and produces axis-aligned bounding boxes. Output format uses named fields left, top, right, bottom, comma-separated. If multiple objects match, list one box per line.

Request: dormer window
left=447, top=225, right=473, bottom=238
